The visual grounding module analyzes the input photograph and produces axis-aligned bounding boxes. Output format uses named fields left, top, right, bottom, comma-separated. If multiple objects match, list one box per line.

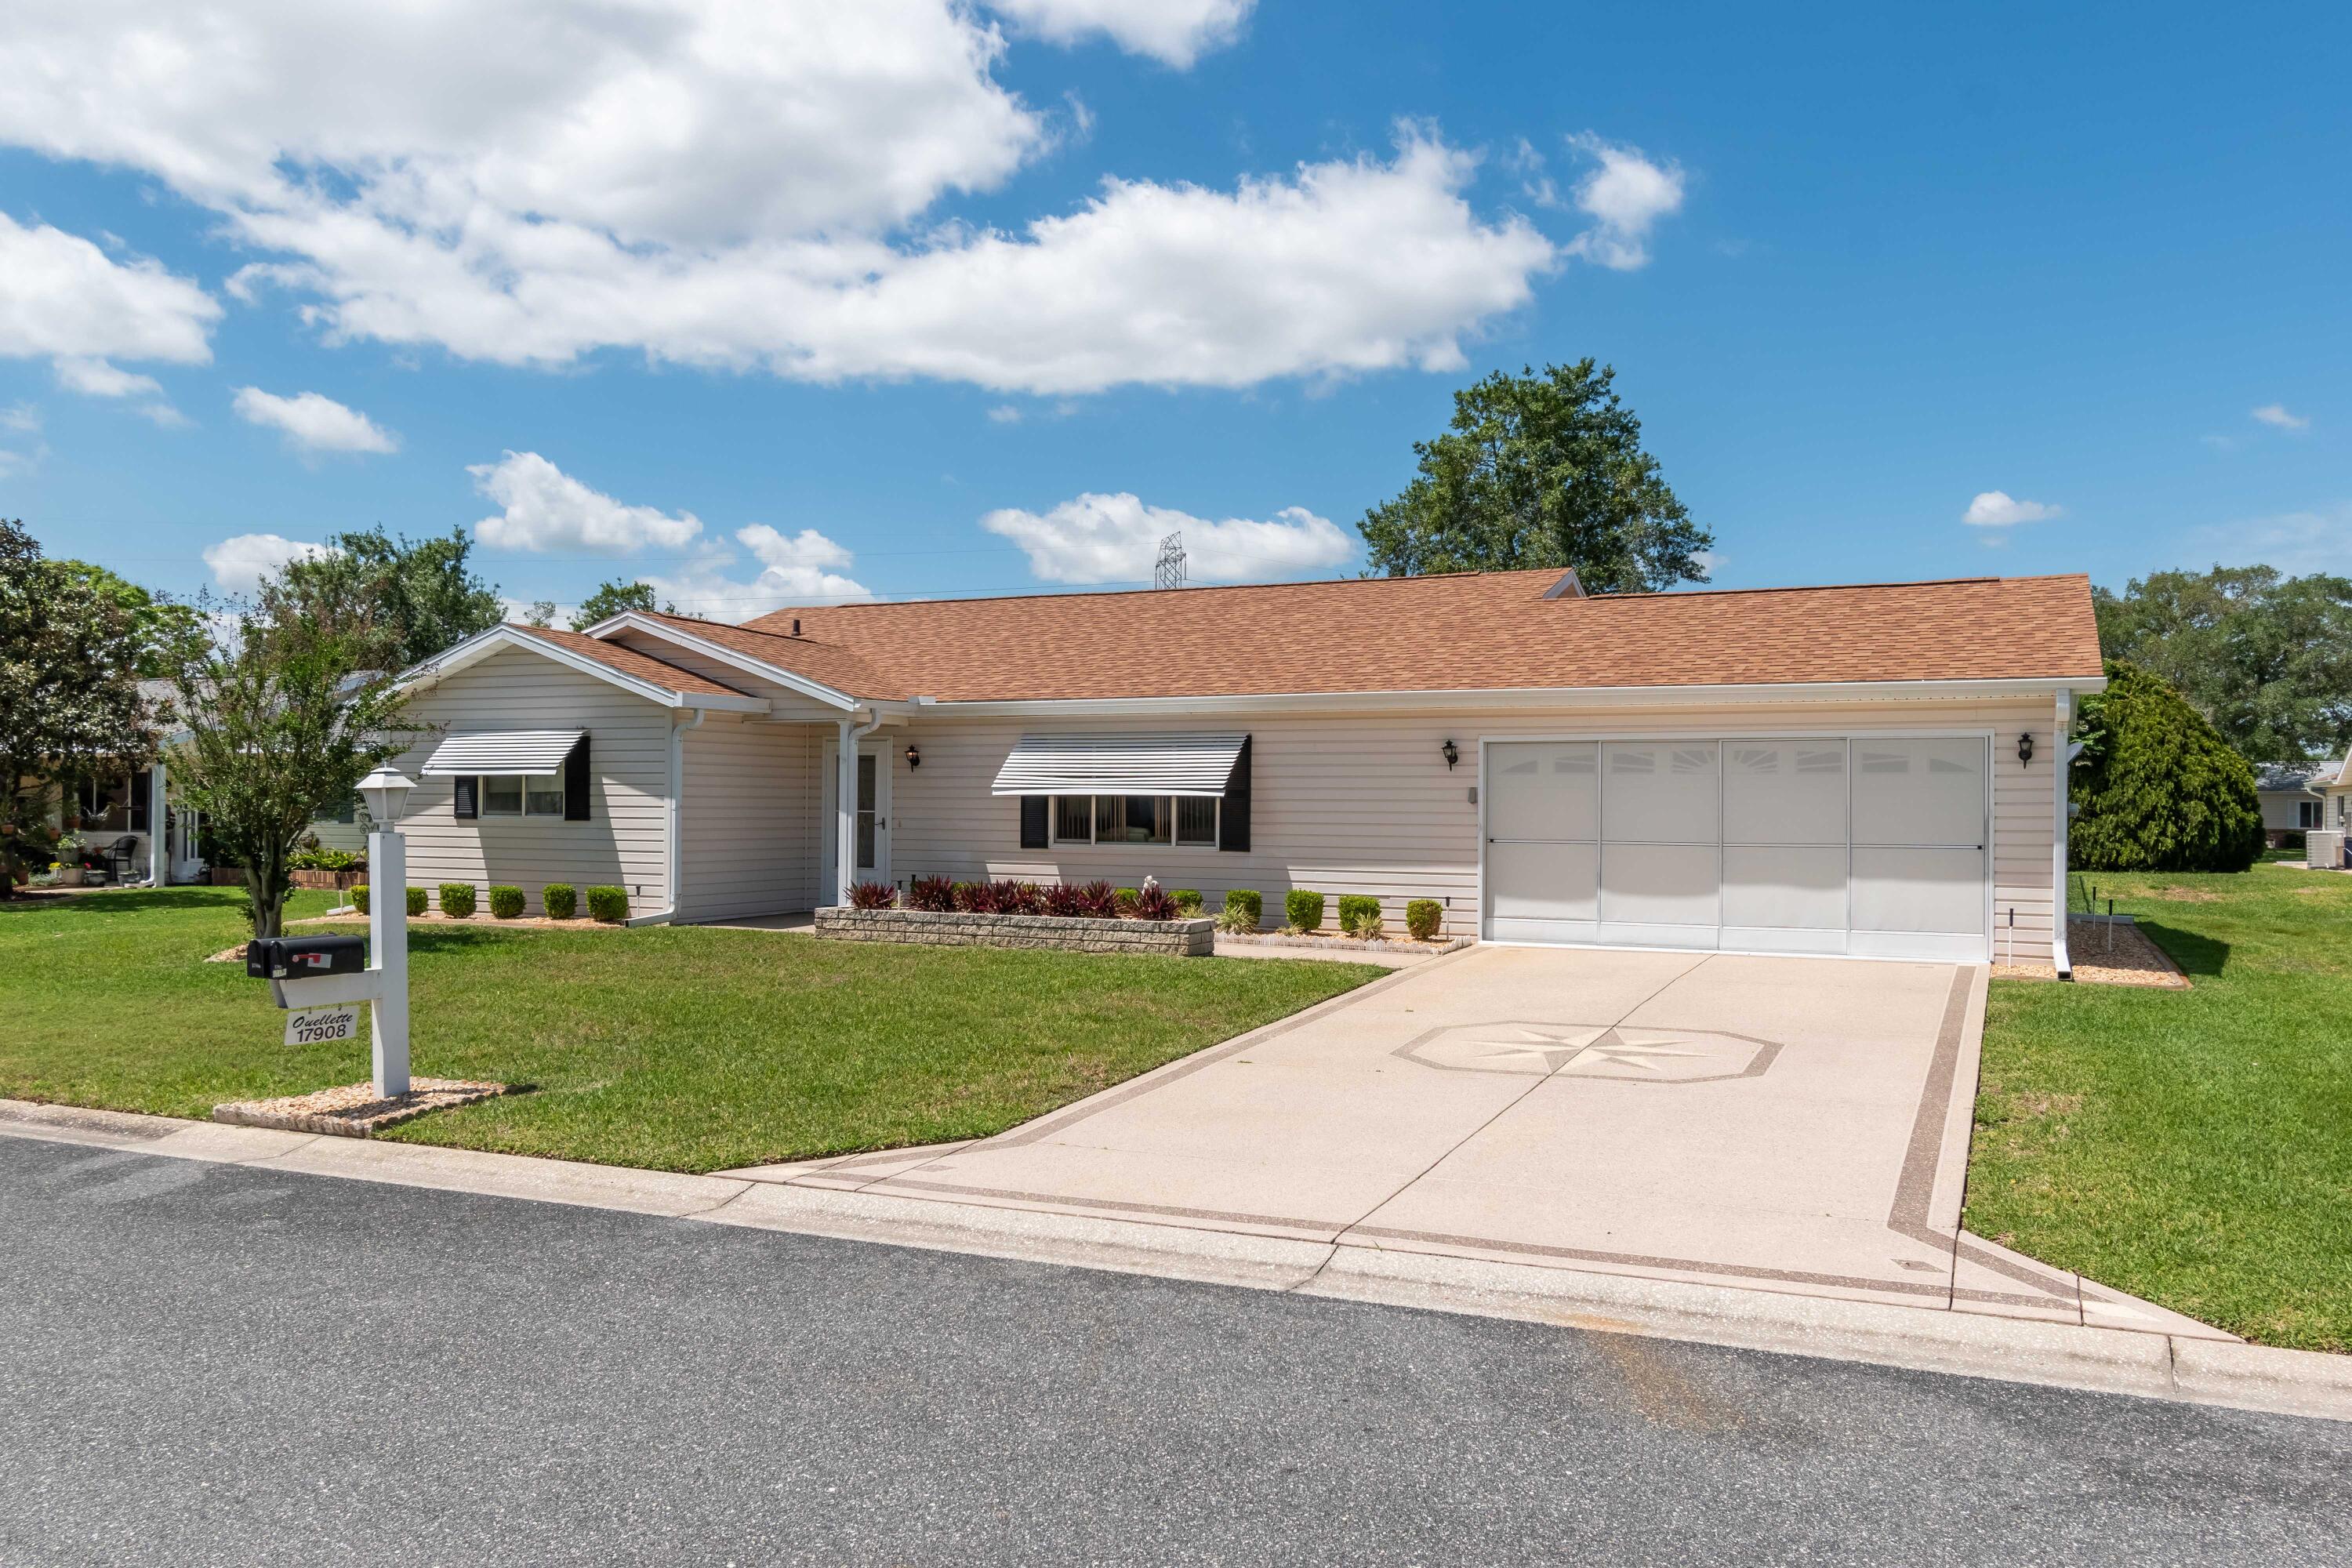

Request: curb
left=5, top=1096, right=2348, bottom=1425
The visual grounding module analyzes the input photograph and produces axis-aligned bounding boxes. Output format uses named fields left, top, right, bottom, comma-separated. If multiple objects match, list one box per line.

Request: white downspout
left=836, top=710, right=884, bottom=906
left=637, top=707, right=704, bottom=927
left=147, top=760, right=167, bottom=887
left=2053, top=688, right=2074, bottom=978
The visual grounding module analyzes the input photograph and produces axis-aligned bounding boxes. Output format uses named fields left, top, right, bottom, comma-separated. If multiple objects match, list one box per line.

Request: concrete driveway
left=733, top=946, right=2212, bottom=1334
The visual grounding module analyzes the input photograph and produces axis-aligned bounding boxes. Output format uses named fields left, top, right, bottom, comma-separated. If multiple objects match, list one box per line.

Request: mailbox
left=245, top=935, right=368, bottom=981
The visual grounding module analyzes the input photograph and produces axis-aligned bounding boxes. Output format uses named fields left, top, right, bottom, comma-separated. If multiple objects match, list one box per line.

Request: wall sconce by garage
left=2016, top=732, right=2035, bottom=769
left=904, top=743, right=921, bottom=769
left=1440, top=739, right=1460, bottom=771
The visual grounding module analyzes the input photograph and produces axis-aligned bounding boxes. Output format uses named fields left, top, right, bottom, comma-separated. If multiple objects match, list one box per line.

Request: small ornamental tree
left=2071, top=660, right=2264, bottom=873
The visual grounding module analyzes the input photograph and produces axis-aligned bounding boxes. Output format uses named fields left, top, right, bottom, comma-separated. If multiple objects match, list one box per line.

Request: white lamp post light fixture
left=358, top=765, right=415, bottom=828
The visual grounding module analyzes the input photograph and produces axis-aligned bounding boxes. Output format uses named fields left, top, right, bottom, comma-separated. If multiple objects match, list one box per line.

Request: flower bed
left=816, top=906, right=1214, bottom=956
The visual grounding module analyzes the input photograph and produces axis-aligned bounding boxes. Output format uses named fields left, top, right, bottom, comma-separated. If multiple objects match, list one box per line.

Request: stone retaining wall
left=815, top=907, right=1214, bottom=956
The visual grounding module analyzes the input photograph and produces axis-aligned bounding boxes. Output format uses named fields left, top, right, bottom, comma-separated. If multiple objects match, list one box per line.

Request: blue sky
left=1, top=1, right=2344, bottom=621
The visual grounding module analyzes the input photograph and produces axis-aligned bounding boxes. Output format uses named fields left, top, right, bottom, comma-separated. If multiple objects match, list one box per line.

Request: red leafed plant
left=951, top=880, right=994, bottom=913
left=908, top=875, right=956, bottom=912
left=992, top=880, right=1046, bottom=915
left=849, top=881, right=898, bottom=909
left=1131, top=883, right=1180, bottom=921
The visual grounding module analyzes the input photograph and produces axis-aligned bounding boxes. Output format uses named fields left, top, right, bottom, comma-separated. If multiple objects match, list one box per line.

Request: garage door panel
left=1724, top=741, right=1848, bottom=845
left=1600, top=842, right=1719, bottom=927
left=1853, top=847, right=1985, bottom=935
left=1602, top=742, right=1719, bottom=844
left=1853, top=739, right=1987, bottom=846
left=1486, top=839, right=1599, bottom=928
left=1486, top=742, right=1598, bottom=840
left=1722, top=845, right=1847, bottom=930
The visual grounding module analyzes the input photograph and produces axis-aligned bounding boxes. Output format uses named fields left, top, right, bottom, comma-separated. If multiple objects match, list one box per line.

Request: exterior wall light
left=905, top=743, right=921, bottom=769
left=1441, top=739, right=1460, bottom=770
left=357, top=766, right=415, bottom=826
left=2017, top=732, right=2035, bottom=768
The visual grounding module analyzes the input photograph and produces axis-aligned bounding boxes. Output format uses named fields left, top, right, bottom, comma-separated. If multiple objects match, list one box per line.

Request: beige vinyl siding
left=390, top=646, right=672, bottom=914
left=884, top=698, right=2063, bottom=960
left=677, top=717, right=822, bottom=920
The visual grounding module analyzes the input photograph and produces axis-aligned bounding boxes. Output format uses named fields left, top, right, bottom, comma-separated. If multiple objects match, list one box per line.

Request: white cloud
left=988, top=0, right=1252, bottom=66
left=133, top=401, right=192, bottom=430
left=0, top=212, right=220, bottom=378
left=2251, top=403, right=2310, bottom=431
left=469, top=451, right=704, bottom=554
left=1963, top=490, right=2063, bottom=528
left=53, top=358, right=162, bottom=398
left=2189, top=502, right=2352, bottom=575
left=0, top=8, right=1551, bottom=395
left=0, top=402, right=38, bottom=434
left=232, top=387, right=398, bottom=454
left=1559, top=135, right=1686, bottom=270
left=981, top=491, right=1354, bottom=584
left=986, top=405, right=1024, bottom=423
left=201, top=532, right=336, bottom=593
left=645, top=525, right=873, bottom=619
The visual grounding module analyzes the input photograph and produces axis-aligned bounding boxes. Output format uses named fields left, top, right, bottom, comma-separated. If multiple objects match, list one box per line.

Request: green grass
left=0, top=887, right=1380, bottom=1174
left=1969, top=865, right=2352, bottom=1351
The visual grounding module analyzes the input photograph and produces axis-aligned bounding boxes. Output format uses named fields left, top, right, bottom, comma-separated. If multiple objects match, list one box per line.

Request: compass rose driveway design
left=735, top=944, right=2213, bottom=1335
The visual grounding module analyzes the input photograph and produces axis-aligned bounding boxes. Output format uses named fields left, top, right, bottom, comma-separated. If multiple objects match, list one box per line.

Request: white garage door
left=1483, top=736, right=1989, bottom=962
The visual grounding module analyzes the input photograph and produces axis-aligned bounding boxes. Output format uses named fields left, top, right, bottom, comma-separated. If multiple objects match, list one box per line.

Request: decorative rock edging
left=1218, top=931, right=1472, bottom=957
left=816, top=906, right=1214, bottom=956
left=212, top=1077, right=508, bottom=1138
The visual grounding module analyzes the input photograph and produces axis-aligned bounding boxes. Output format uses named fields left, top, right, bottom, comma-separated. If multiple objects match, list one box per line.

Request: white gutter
left=2053, top=688, right=2074, bottom=978
left=630, top=708, right=706, bottom=928
left=834, top=710, right=884, bottom=906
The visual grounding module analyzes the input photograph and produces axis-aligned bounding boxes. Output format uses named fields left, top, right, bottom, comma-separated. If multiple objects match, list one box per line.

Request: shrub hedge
left=909, top=875, right=956, bottom=912
left=1222, top=889, right=1262, bottom=926
left=2071, top=660, right=2263, bottom=873
left=1171, top=888, right=1203, bottom=915
left=488, top=884, right=525, bottom=920
left=405, top=887, right=427, bottom=917
left=1337, top=894, right=1381, bottom=935
left=541, top=883, right=578, bottom=920
left=1284, top=888, right=1326, bottom=932
left=1406, top=898, right=1443, bottom=940
left=586, top=885, right=629, bottom=923
left=437, top=883, right=477, bottom=920
left=350, top=884, right=369, bottom=914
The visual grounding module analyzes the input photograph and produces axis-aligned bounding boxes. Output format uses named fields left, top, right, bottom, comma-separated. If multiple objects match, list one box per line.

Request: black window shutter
left=1218, top=736, right=1251, bottom=852
left=453, top=776, right=478, bottom=820
left=564, top=736, right=592, bottom=821
left=1019, top=795, right=1049, bottom=849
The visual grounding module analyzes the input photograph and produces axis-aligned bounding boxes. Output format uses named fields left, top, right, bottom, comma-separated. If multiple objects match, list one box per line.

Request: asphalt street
left=3, top=1133, right=2347, bottom=1566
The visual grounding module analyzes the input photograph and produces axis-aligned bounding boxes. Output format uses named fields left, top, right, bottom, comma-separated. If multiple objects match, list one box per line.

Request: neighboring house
left=387, top=568, right=2103, bottom=970
left=2256, top=761, right=2333, bottom=845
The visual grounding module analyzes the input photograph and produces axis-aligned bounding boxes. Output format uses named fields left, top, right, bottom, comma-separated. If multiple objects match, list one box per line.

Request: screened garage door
left=1482, top=737, right=1990, bottom=962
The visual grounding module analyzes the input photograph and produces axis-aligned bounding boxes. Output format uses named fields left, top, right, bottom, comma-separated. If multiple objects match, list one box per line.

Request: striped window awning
left=420, top=731, right=586, bottom=778
left=991, top=733, right=1249, bottom=797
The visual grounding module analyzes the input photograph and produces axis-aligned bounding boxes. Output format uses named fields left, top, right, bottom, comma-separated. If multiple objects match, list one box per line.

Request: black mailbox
left=245, top=935, right=368, bottom=981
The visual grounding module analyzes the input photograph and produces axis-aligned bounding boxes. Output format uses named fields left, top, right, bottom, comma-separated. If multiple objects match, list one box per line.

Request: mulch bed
left=213, top=1077, right=509, bottom=1138
left=1993, top=916, right=2190, bottom=989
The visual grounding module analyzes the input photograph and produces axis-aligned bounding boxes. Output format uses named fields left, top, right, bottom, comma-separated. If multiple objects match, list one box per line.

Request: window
left=526, top=777, right=565, bottom=816
left=481, top=775, right=524, bottom=815
left=2303, top=800, right=2323, bottom=829
left=1049, top=795, right=1217, bottom=848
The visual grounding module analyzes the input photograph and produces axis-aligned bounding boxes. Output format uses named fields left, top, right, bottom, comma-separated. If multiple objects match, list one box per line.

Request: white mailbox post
left=263, top=766, right=415, bottom=1098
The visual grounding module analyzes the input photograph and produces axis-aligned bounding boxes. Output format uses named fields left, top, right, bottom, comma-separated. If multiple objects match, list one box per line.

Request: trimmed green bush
left=488, top=884, right=525, bottom=920
left=1406, top=898, right=1443, bottom=941
left=1220, top=889, right=1262, bottom=931
left=437, top=883, right=477, bottom=919
left=2071, top=660, right=2264, bottom=873
left=1284, top=888, right=1326, bottom=933
left=1171, top=888, right=1203, bottom=915
left=1337, top=894, right=1381, bottom=935
left=350, top=884, right=369, bottom=914
left=586, top=885, right=630, bottom=924
left=541, top=883, right=578, bottom=920
left=405, top=887, right=428, bottom=918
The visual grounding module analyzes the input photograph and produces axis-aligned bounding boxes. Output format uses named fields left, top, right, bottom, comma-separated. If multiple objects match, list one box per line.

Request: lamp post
left=356, top=766, right=414, bottom=1097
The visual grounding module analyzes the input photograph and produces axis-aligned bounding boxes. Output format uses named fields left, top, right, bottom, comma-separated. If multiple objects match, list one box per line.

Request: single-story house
left=2256, top=760, right=2333, bottom=844
left=385, top=568, right=2103, bottom=971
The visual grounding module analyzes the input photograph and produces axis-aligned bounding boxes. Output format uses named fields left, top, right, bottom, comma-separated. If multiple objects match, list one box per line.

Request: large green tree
left=2071, top=661, right=2263, bottom=873
left=278, top=526, right=503, bottom=670
left=0, top=521, right=158, bottom=891
left=569, top=578, right=672, bottom=631
left=1358, top=361, right=1712, bottom=592
left=159, top=579, right=423, bottom=937
left=53, top=560, right=204, bottom=679
left=2094, top=565, right=2352, bottom=766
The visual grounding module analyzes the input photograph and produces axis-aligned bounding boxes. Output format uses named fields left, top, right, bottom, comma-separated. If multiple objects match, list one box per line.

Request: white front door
left=819, top=740, right=891, bottom=901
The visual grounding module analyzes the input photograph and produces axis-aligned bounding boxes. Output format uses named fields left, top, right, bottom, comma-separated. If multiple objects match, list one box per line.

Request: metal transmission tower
left=1154, top=531, right=1187, bottom=590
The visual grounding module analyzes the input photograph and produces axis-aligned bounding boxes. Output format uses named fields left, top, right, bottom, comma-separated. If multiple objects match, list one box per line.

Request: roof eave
left=586, top=613, right=867, bottom=711
left=396, top=626, right=768, bottom=713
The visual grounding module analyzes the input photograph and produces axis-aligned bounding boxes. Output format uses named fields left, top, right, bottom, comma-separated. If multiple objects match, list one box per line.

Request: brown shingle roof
left=610, top=571, right=2101, bottom=704
left=509, top=623, right=753, bottom=699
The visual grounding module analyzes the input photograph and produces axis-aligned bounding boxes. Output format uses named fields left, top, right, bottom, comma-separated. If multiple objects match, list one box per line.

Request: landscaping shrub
left=1338, top=894, right=1381, bottom=935
left=1132, top=883, right=1179, bottom=921
left=437, top=883, right=477, bottom=919
left=850, top=880, right=897, bottom=909
left=488, top=885, right=525, bottom=920
left=1352, top=913, right=1386, bottom=942
left=992, top=880, right=1045, bottom=916
left=350, top=884, right=369, bottom=914
left=1043, top=882, right=1088, bottom=917
left=541, top=883, right=578, bottom=920
left=1218, top=890, right=1262, bottom=932
left=1074, top=880, right=1120, bottom=917
left=909, top=875, right=956, bottom=912
left=952, top=880, right=993, bottom=913
left=290, top=845, right=364, bottom=873
left=2071, top=660, right=2264, bottom=873
left=1113, top=886, right=1142, bottom=916
left=586, top=885, right=630, bottom=924
left=1284, top=888, right=1327, bottom=933
left=1171, top=888, right=1203, bottom=915
left=405, top=887, right=428, bottom=917
left=1406, top=898, right=1443, bottom=941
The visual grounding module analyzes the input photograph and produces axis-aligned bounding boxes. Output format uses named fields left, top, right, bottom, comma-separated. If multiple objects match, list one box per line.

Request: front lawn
left=0, top=887, right=1380, bottom=1173
left=1968, top=866, right=2352, bottom=1352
